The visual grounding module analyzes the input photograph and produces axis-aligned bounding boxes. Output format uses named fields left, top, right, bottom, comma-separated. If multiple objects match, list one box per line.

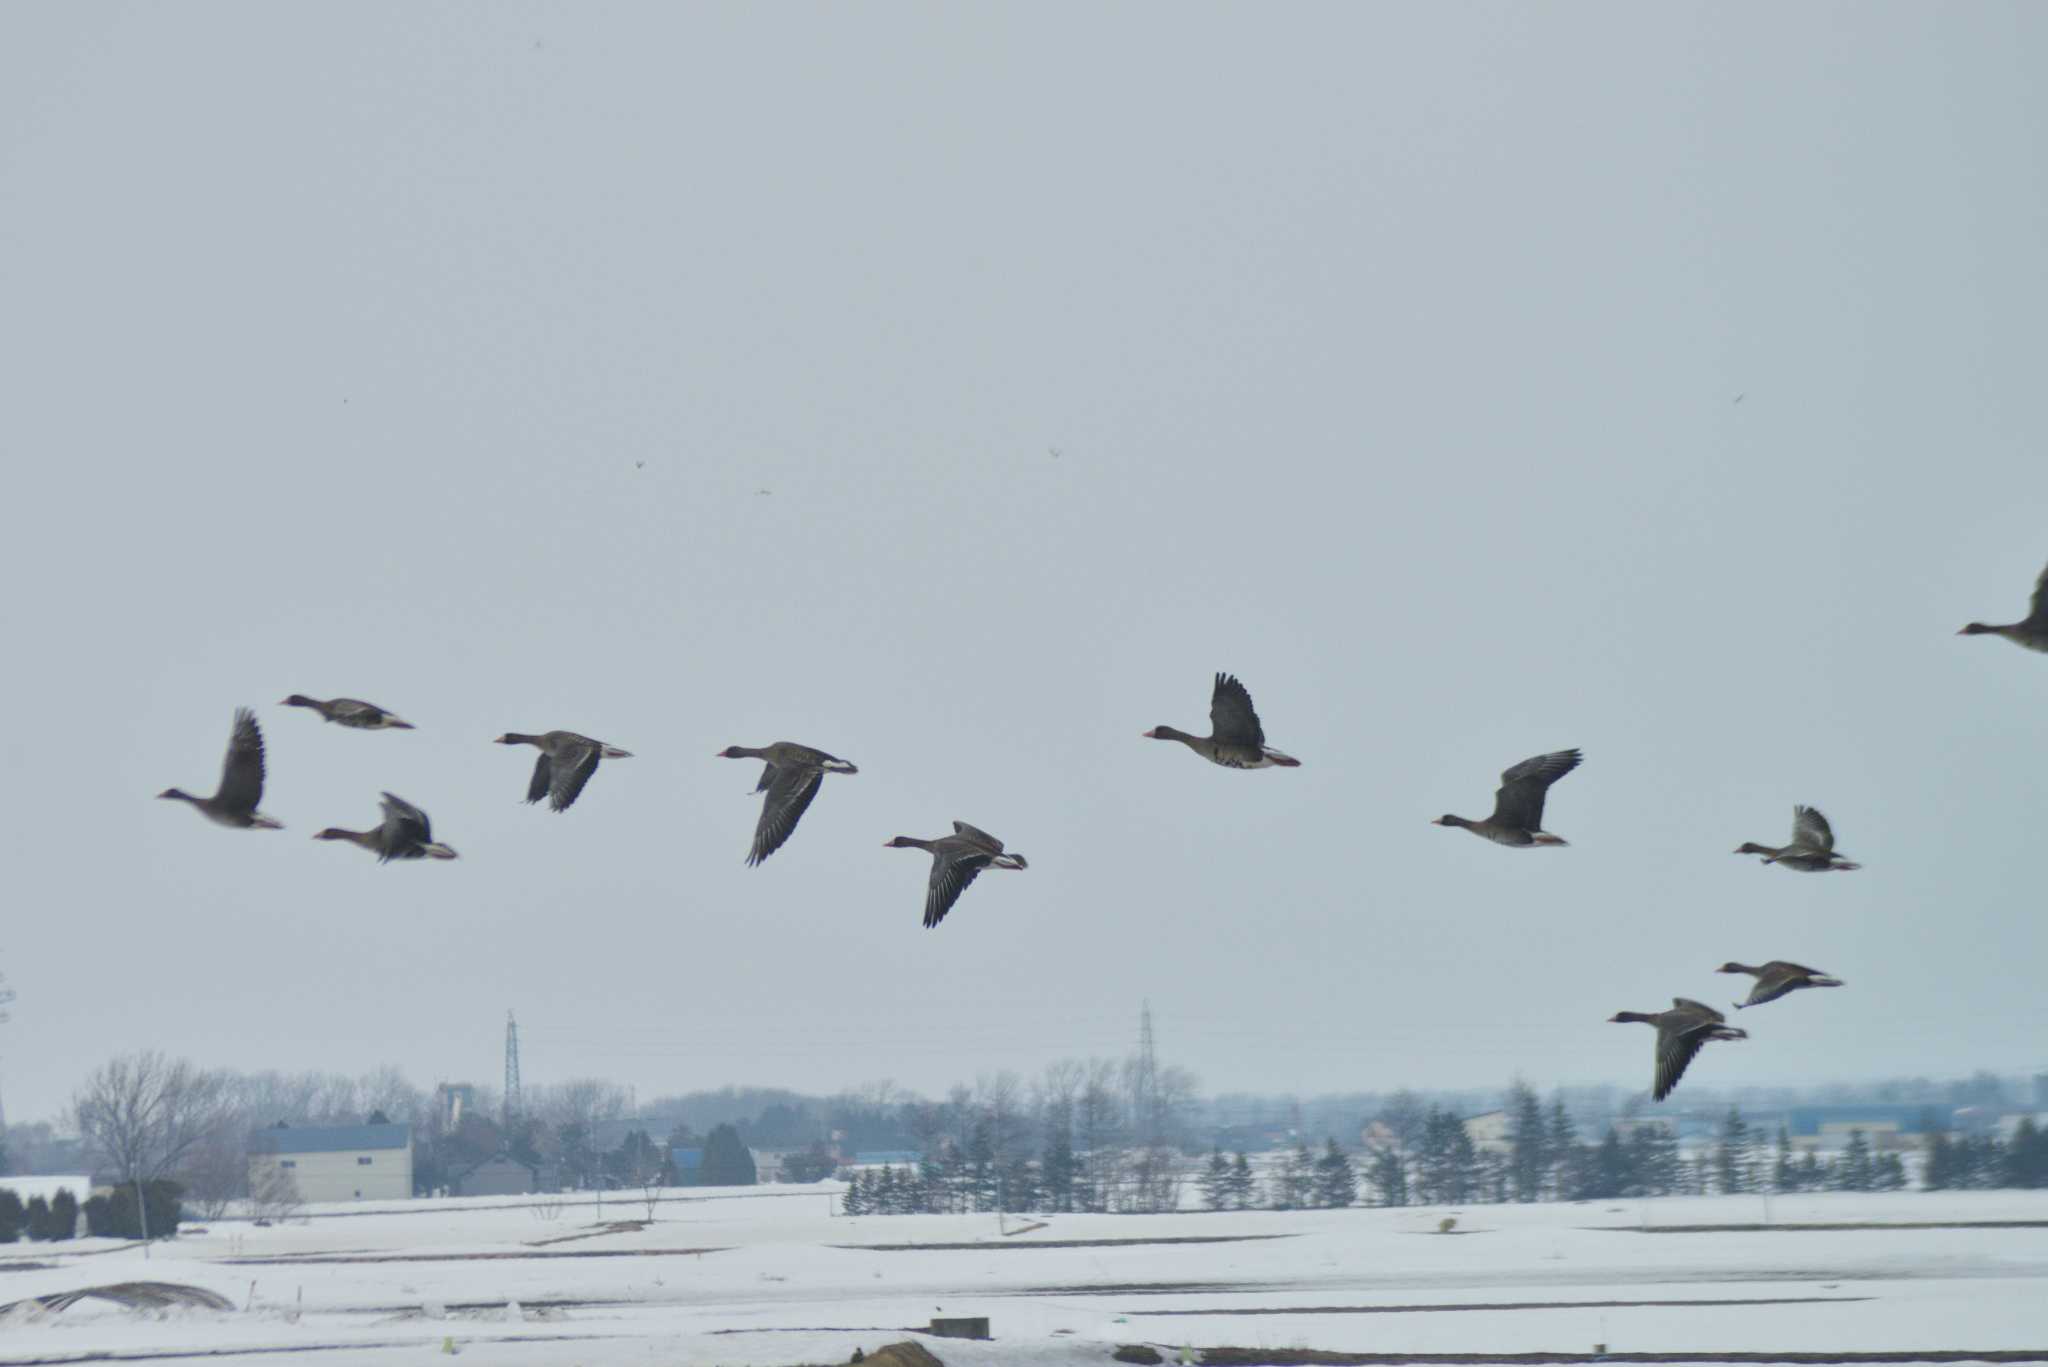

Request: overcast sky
left=4, top=3, right=2046, bottom=1127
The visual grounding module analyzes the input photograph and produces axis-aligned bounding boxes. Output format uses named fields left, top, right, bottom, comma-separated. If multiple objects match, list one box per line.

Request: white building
left=247, top=1122, right=412, bottom=1202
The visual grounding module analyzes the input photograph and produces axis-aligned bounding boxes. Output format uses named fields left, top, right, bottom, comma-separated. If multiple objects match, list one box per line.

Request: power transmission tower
left=0, top=971, right=13, bottom=1133
left=1132, top=999, right=1160, bottom=1147
left=503, top=1010, right=522, bottom=1126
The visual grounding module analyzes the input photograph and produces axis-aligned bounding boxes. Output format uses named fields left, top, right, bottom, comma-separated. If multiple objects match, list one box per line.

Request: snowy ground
left=2, top=1186, right=2045, bottom=1365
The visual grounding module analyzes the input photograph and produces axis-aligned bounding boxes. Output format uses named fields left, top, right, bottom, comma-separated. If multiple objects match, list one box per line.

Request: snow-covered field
left=2, top=1186, right=2045, bottom=1364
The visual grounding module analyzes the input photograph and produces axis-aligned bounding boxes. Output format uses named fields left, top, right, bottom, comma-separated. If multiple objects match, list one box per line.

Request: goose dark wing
left=2030, top=561, right=2048, bottom=623
left=525, top=754, right=554, bottom=805
left=950, top=820, right=1005, bottom=854
left=379, top=792, right=433, bottom=846
left=1652, top=998, right=1727, bottom=1100
left=548, top=741, right=601, bottom=812
left=1791, top=805, right=1834, bottom=852
left=748, top=763, right=823, bottom=866
left=924, top=845, right=992, bottom=928
left=217, top=708, right=267, bottom=813
left=1488, top=749, right=1581, bottom=829
left=1652, top=1018, right=1716, bottom=1101
left=1209, top=673, right=1266, bottom=748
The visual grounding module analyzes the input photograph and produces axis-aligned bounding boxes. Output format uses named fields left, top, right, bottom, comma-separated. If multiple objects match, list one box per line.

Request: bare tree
left=74, top=1051, right=234, bottom=1183
left=249, top=1162, right=302, bottom=1224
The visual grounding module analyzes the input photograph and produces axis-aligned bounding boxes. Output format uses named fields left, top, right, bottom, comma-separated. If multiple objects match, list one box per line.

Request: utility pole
left=0, top=971, right=15, bottom=1135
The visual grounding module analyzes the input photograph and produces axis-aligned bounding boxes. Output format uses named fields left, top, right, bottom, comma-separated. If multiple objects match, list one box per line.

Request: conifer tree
left=1040, top=1128, right=1077, bottom=1213
left=1873, top=1152, right=1907, bottom=1191
left=1228, top=1151, right=1255, bottom=1210
left=1507, top=1084, right=1547, bottom=1203
left=1834, top=1131, right=1874, bottom=1192
left=1586, top=1128, right=1628, bottom=1200
left=842, top=1170, right=868, bottom=1216
left=1924, top=1131, right=1955, bottom=1190
left=1314, top=1139, right=1358, bottom=1209
left=1367, top=1144, right=1409, bottom=1207
left=0, top=1190, right=22, bottom=1244
left=1715, top=1106, right=1753, bottom=1194
left=1771, top=1126, right=1796, bottom=1193
left=1545, top=1098, right=1578, bottom=1201
left=1198, top=1149, right=1231, bottom=1210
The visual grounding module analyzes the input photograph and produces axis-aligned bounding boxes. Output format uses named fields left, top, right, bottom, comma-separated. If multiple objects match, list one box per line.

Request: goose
left=1734, top=806, right=1860, bottom=871
left=494, top=731, right=633, bottom=812
left=884, top=821, right=1027, bottom=928
left=280, top=695, right=414, bottom=730
left=157, top=708, right=283, bottom=829
left=313, top=792, right=457, bottom=862
left=1144, top=673, right=1300, bottom=769
left=1433, top=749, right=1581, bottom=846
left=716, top=742, right=858, bottom=865
left=1718, top=960, right=1844, bottom=1009
left=1958, top=561, right=2048, bottom=652
left=1608, top=998, right=1748, bottom=1101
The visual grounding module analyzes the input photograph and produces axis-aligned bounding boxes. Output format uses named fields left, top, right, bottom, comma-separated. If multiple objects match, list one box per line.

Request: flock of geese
left=154, top=564, right=2048, bottom=1101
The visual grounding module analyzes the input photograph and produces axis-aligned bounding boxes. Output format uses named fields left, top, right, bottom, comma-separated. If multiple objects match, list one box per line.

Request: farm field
left=2, top=1186, right=2046, bottom=1365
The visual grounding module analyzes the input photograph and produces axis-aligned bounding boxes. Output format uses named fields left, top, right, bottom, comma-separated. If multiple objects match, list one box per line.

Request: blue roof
left=853, top=1150, right=922, bottom=1166
left=248, top=1123, right=411, bottom=1155
left=1784, top=1104, right=1953, bottom=1137
left=669, top=1147, right=703, bottom=1170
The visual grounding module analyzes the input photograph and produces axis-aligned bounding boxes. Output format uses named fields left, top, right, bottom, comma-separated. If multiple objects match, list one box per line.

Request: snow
left=1, top=1185, right=2045, bottom=1364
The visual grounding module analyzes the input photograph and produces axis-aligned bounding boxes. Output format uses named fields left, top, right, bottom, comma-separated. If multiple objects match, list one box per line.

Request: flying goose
left=1718, top=960, right=1844, bottom=1009
left=1144, top=673, right=1301, bottom=769
left=1433, top=749, right=1582, bottom=846
left=313, top=792, right=457, bottom=862
left=884, top=821, right=1027, bottom=928
left=280, top=695, right=414, bottom=730
left=157, top=708, right=283, bottom=829
left=716, top=742, right=858, bottom=865
left=494, top=730, right=633, bottom=812
left=1608, top=998, right=1748, bottom=1101
left=1958, top=561, right=2048, bottom=652
left=1734, top=805, right=1860, bottom=871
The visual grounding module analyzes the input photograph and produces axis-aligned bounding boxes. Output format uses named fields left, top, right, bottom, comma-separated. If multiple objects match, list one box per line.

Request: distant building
left=1462, top=1110, right=1512, bottom=1155
left=247, top=1122, right=413, bottom=1202
left=435, top=1083, right=478, bottom=1129
left=849, top=1150, right=922, bottom=1169
left=451, top=1153, right=540, bottom=1198
left=1783, top=1104, right=1955, bottom=1151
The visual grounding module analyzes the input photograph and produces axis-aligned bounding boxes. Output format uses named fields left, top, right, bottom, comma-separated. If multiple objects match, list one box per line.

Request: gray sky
left=4, top=2, right=2047, bottom=1126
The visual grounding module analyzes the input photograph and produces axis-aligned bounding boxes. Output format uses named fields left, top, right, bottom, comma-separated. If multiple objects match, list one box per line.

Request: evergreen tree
left=782, top=1140, right=839, bottom=1185
left=1198, top=1149, right=1231, bottom=1211
left=874, top=1165, right=901, bottom=1214
left=1625, top=1123, right=1677, bottom=1196
left=700, top=1124, right=758, bottom=1187
left=1545, top=1099, right=1578, bottom=1201
left=1873, top=1152, right=1908, bottom=1191
left=1771, top=1126, right=1797, bottom=1193
left=1507, top=1084, right=1548, bottom=1203
left=1227, top=1151, right=1256, bottom=1210
left=1314, top=1139, right=1358, bottom=1209
left=23, top=1197, right=53, bottom=1241
left=1796, top=1150, right=1824, bottom=1191
left=1585, top=1128, right=1629, bottom=1200
left=2004, top=1119, right=2047, bottom=1189
left=1270, top=1140, right=1315, bottom=1210
left=1040, top=1128, right=1077, bottom=1213
left=1366, top=1144, right=1409, bottom=1207
left=1923, top=1131, right=1955, bottom=1190
left=1000, top=1155, right=1038, bottom=1213
left=1834, top=1131, right=1874, bottom=1192
left=0, top=1189, right=22, bottom=1243
left=964, top=1119, right=996, bottom=1212
left=842, top=1170, right=868, bottom=1215
left=1714, top=1106, right=1754, bottom=1194
left=46, top=1191, right=79, bottom=1241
